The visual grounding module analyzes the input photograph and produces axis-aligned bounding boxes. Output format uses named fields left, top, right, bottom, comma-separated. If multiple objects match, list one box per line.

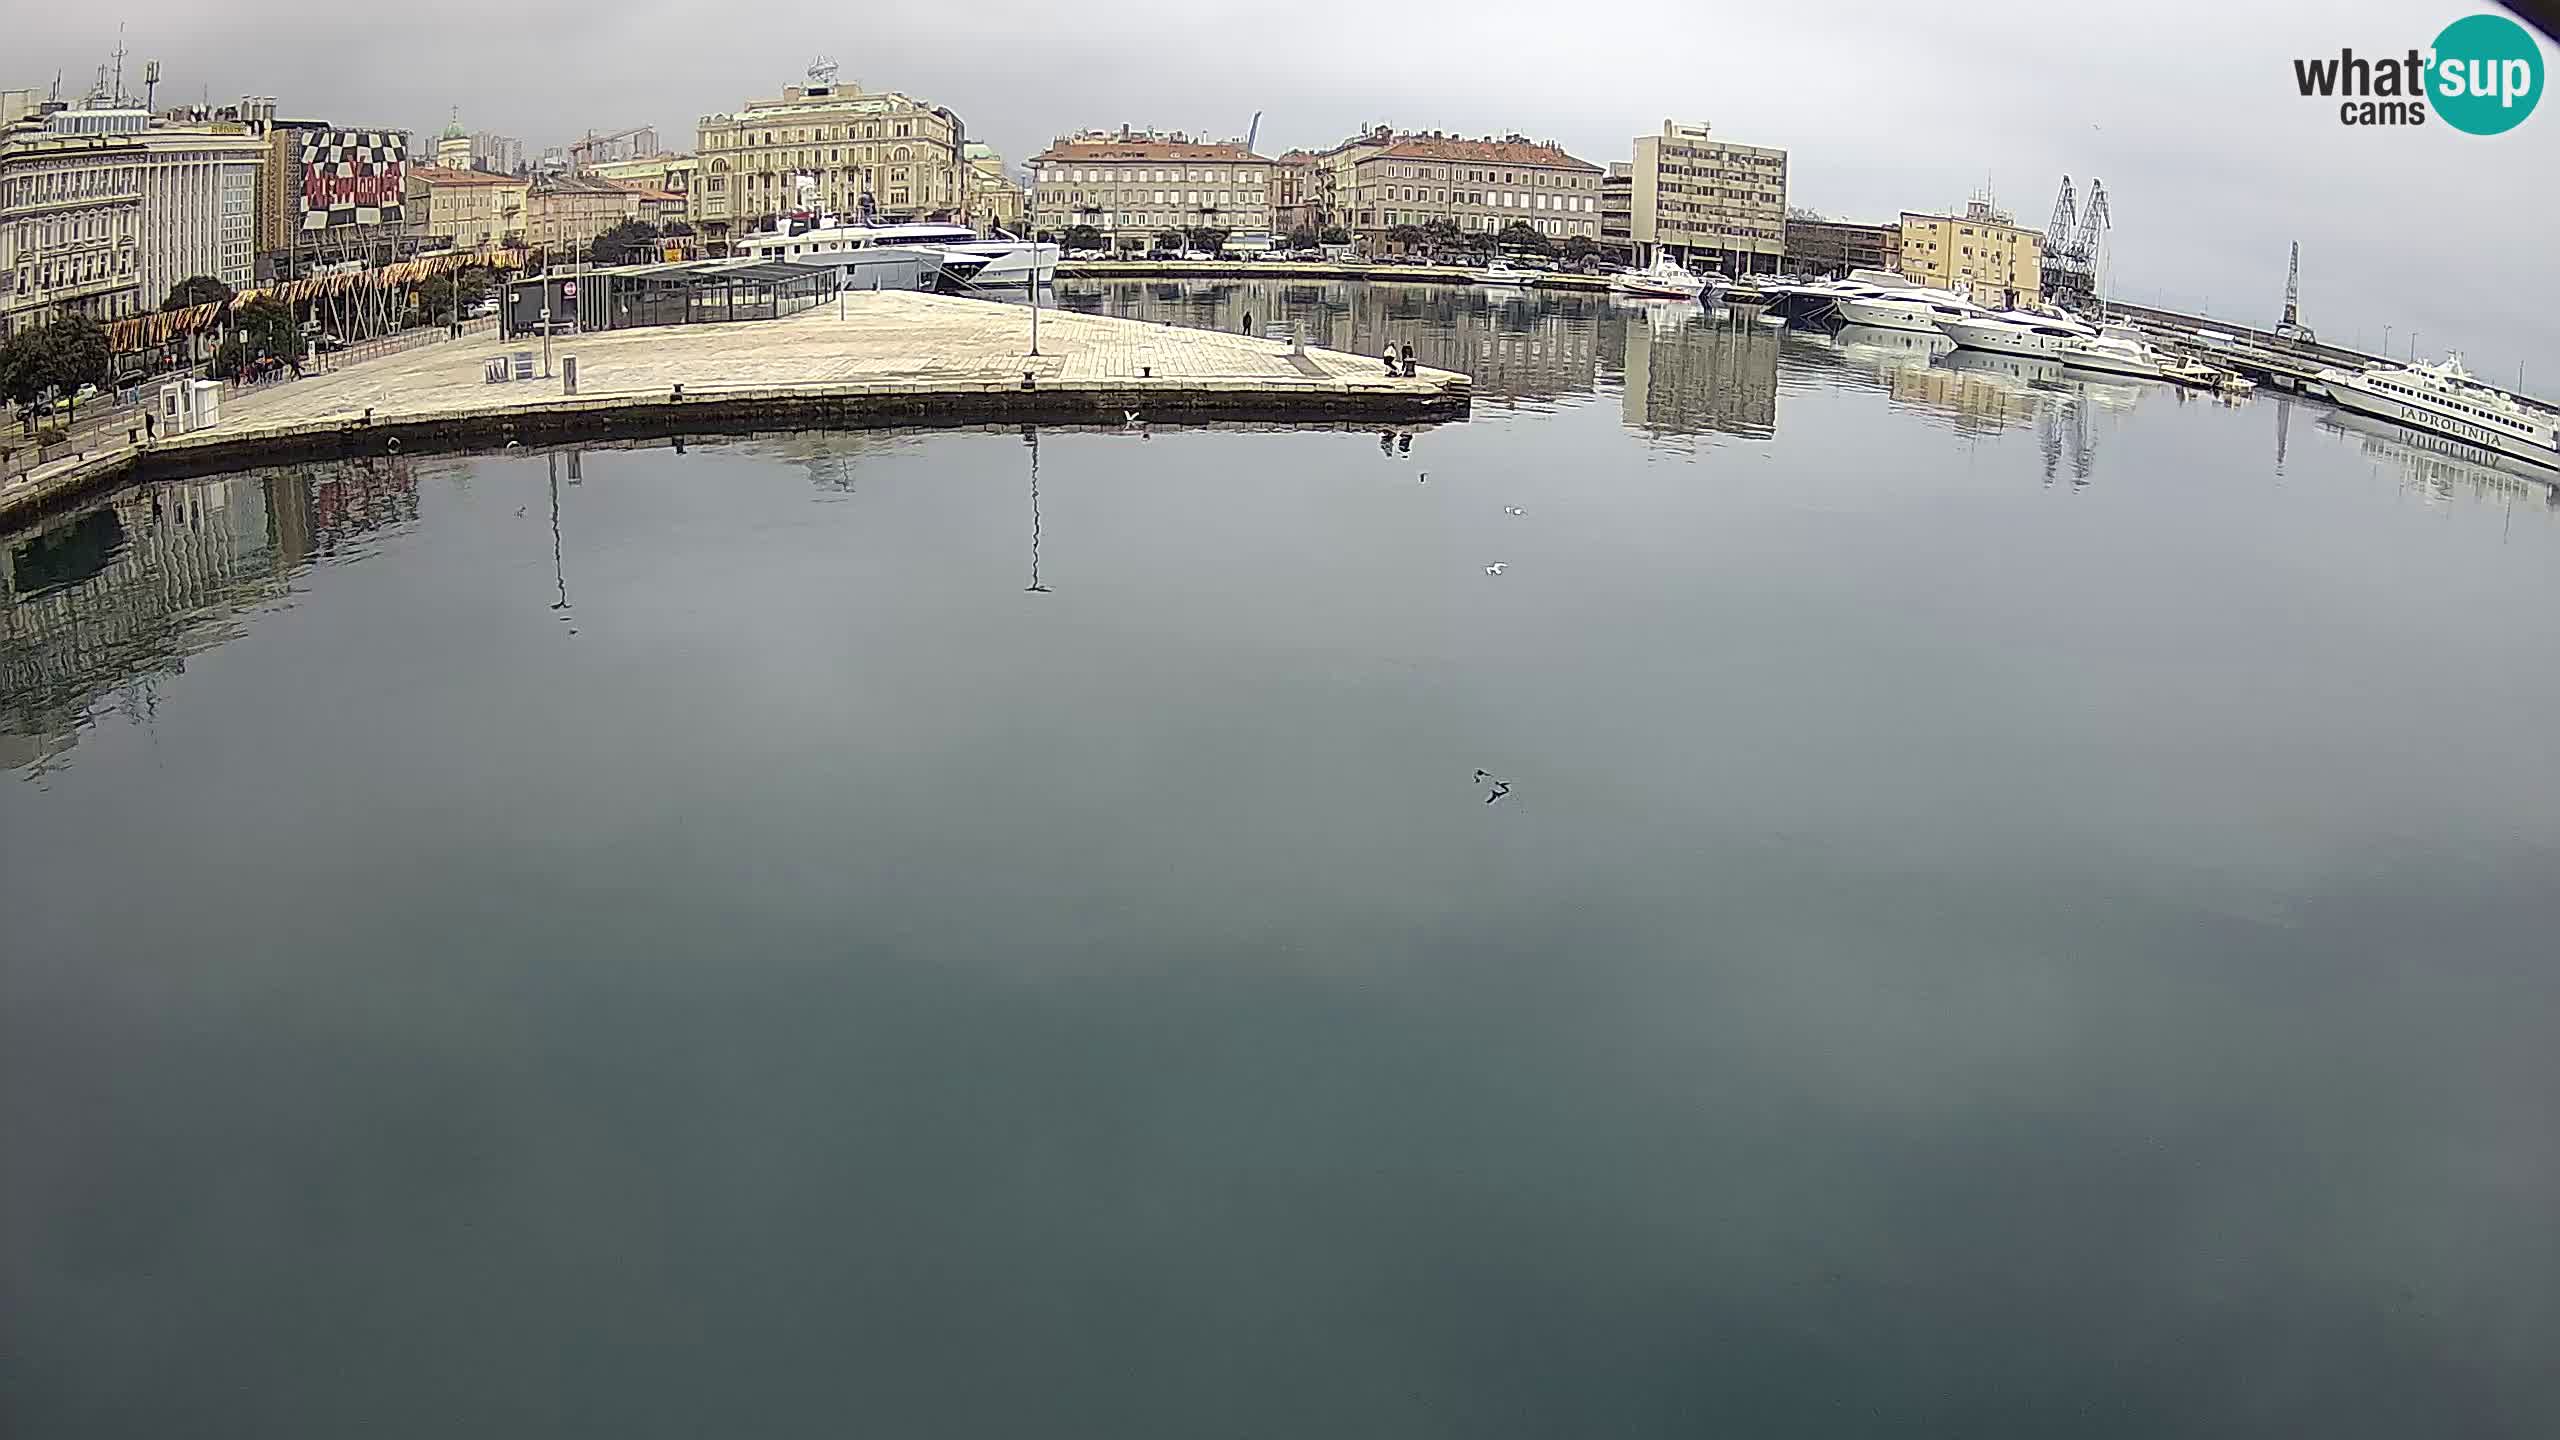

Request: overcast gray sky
left=19, top=1, right=2557, bottom=384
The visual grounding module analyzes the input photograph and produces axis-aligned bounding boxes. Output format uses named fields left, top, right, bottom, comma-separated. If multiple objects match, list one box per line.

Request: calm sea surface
left=5, top=282, right=2557, bottom=1437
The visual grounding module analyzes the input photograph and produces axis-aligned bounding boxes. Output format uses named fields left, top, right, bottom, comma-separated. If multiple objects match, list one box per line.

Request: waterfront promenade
left=0, top=291, right=1467, bottom=524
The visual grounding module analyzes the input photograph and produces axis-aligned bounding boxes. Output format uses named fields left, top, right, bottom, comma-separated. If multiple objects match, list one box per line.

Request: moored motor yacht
left=1608, top=257, right=1707, bottom=300
left=2057, top=322, right=2179, bottom=381
left=1938, top=308, right=2099, bottom=359
left=1835, top=286, right=1988, bottom=335
left=737, top=220, right=1059, bottom=289
left=1478, top=258, right=1543, bottom=288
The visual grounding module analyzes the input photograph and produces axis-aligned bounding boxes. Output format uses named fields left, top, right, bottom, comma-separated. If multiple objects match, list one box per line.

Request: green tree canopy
left=162, top=275, right=236, bottom=312
left=0, top=315, right=115, bottom=406
left=414, top=266, right=494, bottom=326
left=213, top=296, right=302, bottom=373
left=586, top=219, right=661, bottom=265
left=1061, top=224, right=1105, bottom=251
left=1318, top=226, right=1350, bottom=245
left=1497, top=221, right=1555, bottom=256
left=1559, top=235, right=1599, bottom=263
left=1286, top=226, right=1319, bottom=250
left=1153, top=229, right=1186, bottom=251
left=1183, top=226, right=1229, bottom=255
left=1385, top=224, right=1427, bottom=249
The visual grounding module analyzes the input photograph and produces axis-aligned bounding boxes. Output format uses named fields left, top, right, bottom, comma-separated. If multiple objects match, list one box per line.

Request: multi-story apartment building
left=694, top=78, right=967, bottom=248
left=1626, top=120, right=1788, bottom=275
left=1600, top=163, right=1633, bottom=260
left=1899, top=198, right=2042, bottom=307
left=1784, top=216, right=1901, bottom=277
left=0, top=108, right=145, bottom=332
left=588, top=153, right=700, bottom=221
left=962, top=142, right=1024, bottom=234
left=524, top=174, right=645, bottom=254
left=1027, top=131, right=1271, bottom=248
left=134, top=126, right=266, bottom=308
left=1336, top=132, right=1602, bottom=251
left=2, top=102, right=266, bottom=330
left=406, top=164, right=528, bottom=248
left=1269, top=151, right=1319, bottom=236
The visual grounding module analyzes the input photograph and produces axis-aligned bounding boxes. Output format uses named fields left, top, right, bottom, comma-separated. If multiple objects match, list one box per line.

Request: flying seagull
left=1504, top=505, right=1525, bottom=516
left=1485, top=782, right=1512, bottom=804
left=1474, top=769, right=1493, bottom=782
left=1123, top=410, right=1144, bottom=427
left=1484, top=563, right=1507, bottom=575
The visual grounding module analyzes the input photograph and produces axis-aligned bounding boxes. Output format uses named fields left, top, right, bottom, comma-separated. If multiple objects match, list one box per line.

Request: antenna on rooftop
left=809, top=56, right=839, bottom=88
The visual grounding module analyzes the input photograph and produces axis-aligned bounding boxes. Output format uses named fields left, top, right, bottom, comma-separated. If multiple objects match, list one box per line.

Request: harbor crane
left=2040, top=175, right=2109, bottom=311
left=2273, top=242, right=2315, bottom=345
left=1245, top=111, right=1262, bottom=153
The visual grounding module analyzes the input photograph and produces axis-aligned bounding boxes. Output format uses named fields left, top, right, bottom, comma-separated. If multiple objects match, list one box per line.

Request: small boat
left=1608, top=257, right=1707, bottom=300
left=1478, top=258, right=1543, bottom=288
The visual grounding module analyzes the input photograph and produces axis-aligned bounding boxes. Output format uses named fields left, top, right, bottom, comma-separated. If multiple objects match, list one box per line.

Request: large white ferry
left=2314, top=355, right=2560, bottom=473
left=736, top=221, right=1059, bottom=289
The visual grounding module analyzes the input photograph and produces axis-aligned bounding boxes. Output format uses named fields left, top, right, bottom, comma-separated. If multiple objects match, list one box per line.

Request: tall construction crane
left=567, top=125, right=656, bottom=172
left=1245, top=111, right=1262, bottom=153
left=2273, top=242, right=2314, bottom=345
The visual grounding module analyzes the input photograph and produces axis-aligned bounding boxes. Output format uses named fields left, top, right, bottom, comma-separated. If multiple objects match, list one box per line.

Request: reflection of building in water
left=1052, top=279, right=1603, bottom=404
left=2, top=469, right=316, bottom=770
left=312, top=458, right=423, bottom=552
left=1617, top=305, right=1779, bottom=442
left=2317, top=408, right=2560, bottom=511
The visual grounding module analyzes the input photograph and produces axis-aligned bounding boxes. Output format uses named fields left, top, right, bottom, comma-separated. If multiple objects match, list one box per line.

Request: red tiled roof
left=1032, top=139, right=1268, bottom=163
left=1369, top=137, right=1597, bottom=171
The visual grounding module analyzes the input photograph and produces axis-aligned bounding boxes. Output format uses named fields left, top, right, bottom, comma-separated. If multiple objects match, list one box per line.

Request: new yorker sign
left=2292, top=12, right=2544, bottom=132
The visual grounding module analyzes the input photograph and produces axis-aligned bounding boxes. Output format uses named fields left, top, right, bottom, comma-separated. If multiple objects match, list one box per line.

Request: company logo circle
left=2428, top=13, right=2544, bottom=134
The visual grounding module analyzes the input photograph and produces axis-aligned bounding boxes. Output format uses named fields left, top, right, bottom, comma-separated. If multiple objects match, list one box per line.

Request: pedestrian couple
left=1380, top=342, right=1416, bottom=377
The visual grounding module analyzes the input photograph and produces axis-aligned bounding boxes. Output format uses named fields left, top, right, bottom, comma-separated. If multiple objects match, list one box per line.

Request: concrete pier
left=0, top=291, right=1468, bottom=524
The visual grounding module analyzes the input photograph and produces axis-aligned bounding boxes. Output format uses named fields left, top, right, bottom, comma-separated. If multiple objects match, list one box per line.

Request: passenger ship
left=2315, top=354, right=2560, bottom=473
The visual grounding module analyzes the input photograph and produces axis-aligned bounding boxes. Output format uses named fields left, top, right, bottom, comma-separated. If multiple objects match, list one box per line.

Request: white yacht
left=2056, top=322, right=2178, bottom=381
left=1938, top=308, right=2099, bottom=359
left=1835, top=286, right=1988, bottom=335
left=1477, top=258, right=1543, bottom=288
left=1609, top=257, right=1707, bottom=300
left=737, top=221, right=1059, bottom=289
left=2315, top=353, right=2560, bottom=472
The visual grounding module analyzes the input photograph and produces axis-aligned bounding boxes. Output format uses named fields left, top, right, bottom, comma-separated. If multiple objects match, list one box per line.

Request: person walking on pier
left=1383, top=343, right=1398, bottom=375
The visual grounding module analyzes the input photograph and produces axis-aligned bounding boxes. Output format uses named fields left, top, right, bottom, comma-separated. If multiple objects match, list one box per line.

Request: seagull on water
left=1504, top=505, right=1525, bottom=516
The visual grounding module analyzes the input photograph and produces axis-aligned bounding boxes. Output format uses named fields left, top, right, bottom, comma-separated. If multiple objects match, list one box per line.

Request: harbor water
left=5, top=282, right=2557, bottom=1437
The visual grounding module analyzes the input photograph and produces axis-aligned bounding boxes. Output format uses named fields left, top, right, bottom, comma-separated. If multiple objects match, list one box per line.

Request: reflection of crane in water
left=546, top=451, right=574, bottom=625
left=2039, top=399, right=2063, bottom=488
left=1022, top=426, right=1050, bottom=593
left=2275, top=393, right=2291, bottom=476
left=2070, top=391, right=2095, bottom=490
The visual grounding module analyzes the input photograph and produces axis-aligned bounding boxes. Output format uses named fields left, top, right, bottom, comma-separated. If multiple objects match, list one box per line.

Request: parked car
left=1181, top=250, right=1213, bottom=261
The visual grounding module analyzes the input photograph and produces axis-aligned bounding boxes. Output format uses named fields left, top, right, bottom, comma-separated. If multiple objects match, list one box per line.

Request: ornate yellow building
left=694, top=78, right=967, bottom=248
